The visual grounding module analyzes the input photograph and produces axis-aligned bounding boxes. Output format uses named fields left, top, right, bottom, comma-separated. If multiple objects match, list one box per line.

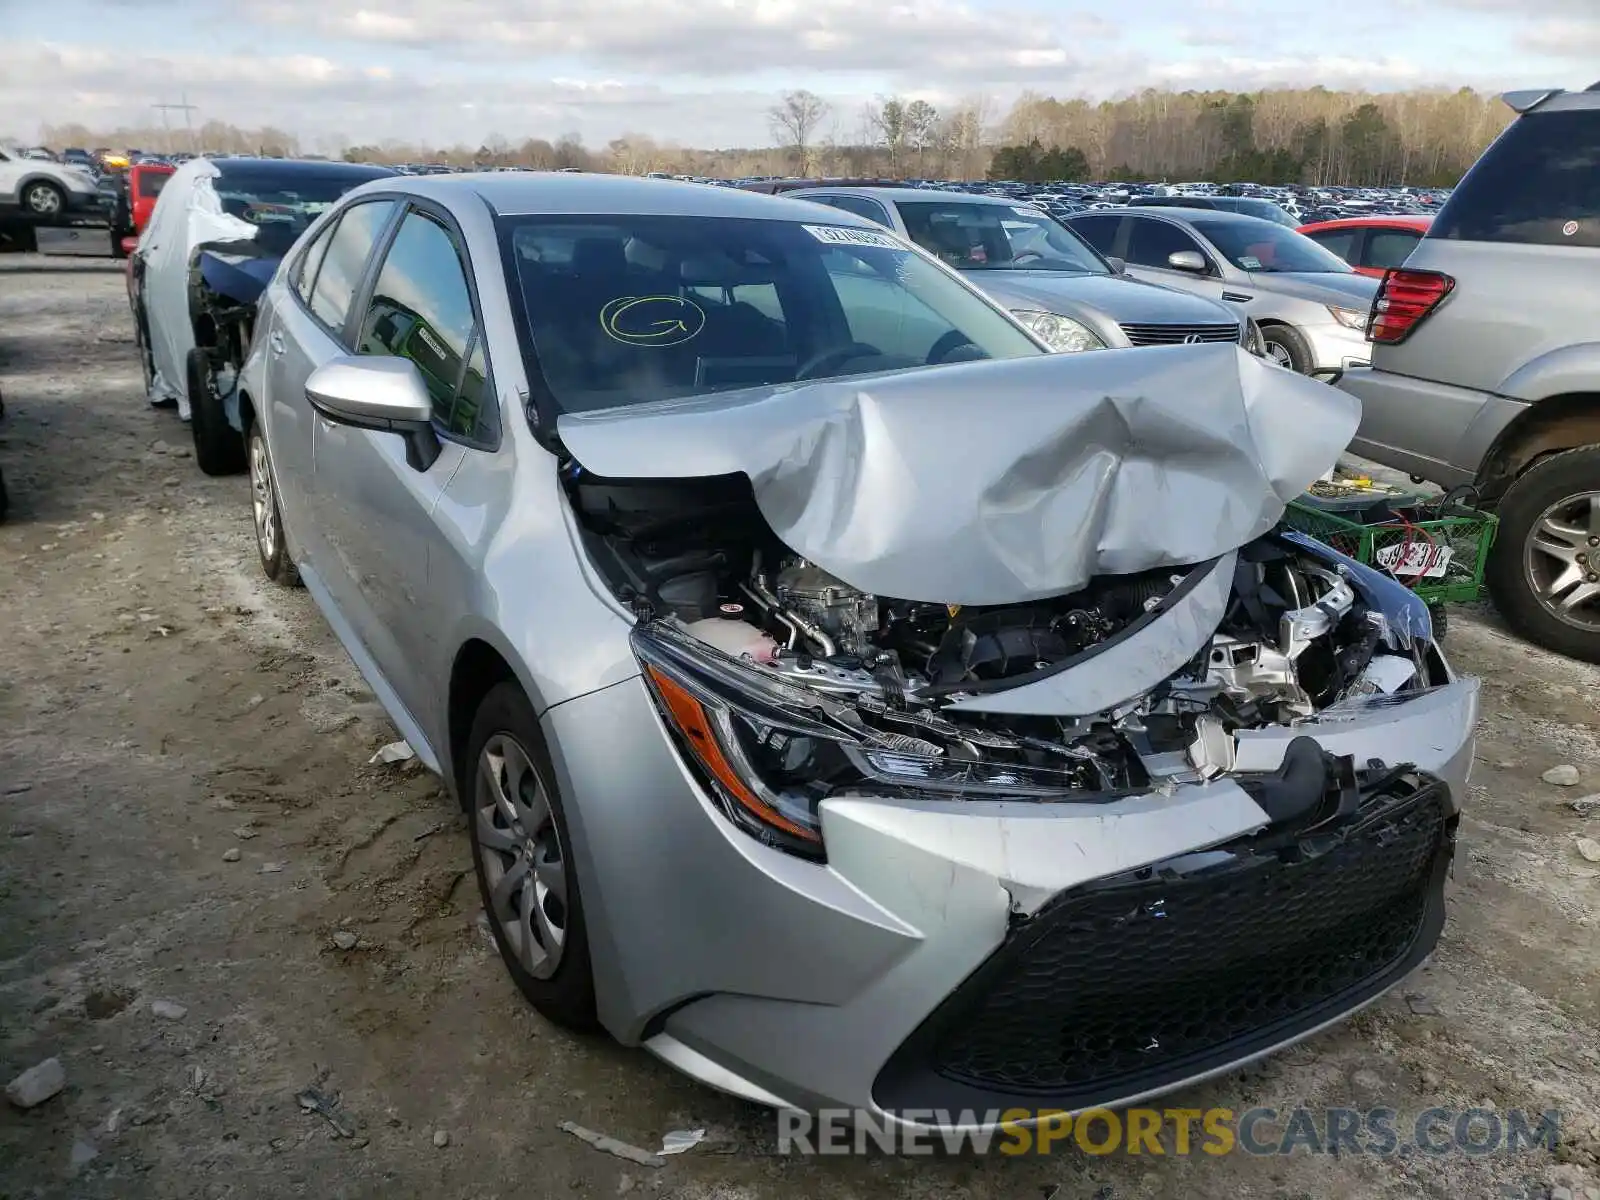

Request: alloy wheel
left=475, top=734, right=569, bottom=980
left=249, top=434, right=278, bottom=562
left=26, top=185, right=62, bottom=215
left=1524, top=490, right=1600, bottom=631
left=1264, top=341, right=1295, bottom=369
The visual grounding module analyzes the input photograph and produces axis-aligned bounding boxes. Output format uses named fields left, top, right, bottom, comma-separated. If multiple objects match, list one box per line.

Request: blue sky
left=3, top=0, right=1595, bottom=149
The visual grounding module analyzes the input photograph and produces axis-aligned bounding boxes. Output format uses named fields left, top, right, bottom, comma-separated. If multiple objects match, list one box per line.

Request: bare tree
left=872, top=97, right=908, bottom=175
left=905, top=100, right=939, bottom=174
left=768, top=89, right=830, bottom=175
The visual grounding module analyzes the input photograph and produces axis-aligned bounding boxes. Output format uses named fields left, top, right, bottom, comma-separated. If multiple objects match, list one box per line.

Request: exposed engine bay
left=568, top=464, right=1441, bottom=801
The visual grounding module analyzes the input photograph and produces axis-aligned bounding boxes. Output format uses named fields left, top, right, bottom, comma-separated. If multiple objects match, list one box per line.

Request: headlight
left=634, top=626, right=1104, bottom=859
left=1327, top=305, right=1369, bottom=331
left=1011, top=310, right=1107, bottom=353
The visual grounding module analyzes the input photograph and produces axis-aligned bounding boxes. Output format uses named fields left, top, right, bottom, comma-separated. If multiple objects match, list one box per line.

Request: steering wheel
left=926, top=329, right=979, bottom=365
left=795, top=342, right=883, bottom=381
left=1012, top=251, right=1045, bottom=265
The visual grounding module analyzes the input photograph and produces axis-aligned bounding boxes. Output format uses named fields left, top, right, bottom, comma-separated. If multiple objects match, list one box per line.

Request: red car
left=111, top=162, right=175, bottom=255
left=1296, top=215, right=1433, bottom=278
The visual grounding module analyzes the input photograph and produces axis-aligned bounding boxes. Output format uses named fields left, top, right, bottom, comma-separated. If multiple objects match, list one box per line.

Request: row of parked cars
left=106, top=79, right=1590, bottom=1132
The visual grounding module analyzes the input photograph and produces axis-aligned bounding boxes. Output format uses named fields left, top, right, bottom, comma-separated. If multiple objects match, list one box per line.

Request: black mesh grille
left=1120, top=322, right=1242, bottom=346
left=877, top=777, right=1451, bottom=1110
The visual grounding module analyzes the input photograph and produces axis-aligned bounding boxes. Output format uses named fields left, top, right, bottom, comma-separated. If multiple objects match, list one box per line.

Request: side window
left=1127, top=218, right=1208, bottom=270
left=293, top=220, right=338, bottom=306
left=1364, top=229, right=1421, bottom=271
left=309, top=200, right=395, bottom=334
left=1305, top=228, right=1359, bottom=262
left=1433, top=109, right=1600, bottom=248
left=831, top=196, right=892, bottom=226
left=358, top=208, right=488, bottom=442
left=1069, top=215, right=1120, bottom=255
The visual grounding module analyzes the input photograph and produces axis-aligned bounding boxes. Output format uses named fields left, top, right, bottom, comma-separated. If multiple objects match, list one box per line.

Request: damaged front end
left=566, top=461, right=1465, bottom=862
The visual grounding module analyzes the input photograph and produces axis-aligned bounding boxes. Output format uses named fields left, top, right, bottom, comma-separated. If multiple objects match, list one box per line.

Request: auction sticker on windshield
left=803, top=225, right=904, bottom=250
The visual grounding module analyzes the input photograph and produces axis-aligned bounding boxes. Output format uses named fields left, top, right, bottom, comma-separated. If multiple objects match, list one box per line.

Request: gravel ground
left=2, top=255, right=1598, bottom=1200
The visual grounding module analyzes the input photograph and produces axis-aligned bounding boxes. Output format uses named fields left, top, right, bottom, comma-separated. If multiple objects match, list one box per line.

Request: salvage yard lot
left=2, top=256, right=1599, bottom=1200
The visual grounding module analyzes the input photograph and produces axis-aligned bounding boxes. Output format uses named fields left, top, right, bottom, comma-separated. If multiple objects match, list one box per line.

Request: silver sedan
left=236, top=172, right=1475, bottom=1128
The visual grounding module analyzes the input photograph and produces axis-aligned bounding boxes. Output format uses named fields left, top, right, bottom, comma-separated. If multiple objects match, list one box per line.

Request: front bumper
left=1302, top=321, right=1371, bottom=375
left=544, top=673, right=1477, bottom=1127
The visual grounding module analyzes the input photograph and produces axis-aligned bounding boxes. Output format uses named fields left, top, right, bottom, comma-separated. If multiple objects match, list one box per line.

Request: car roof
left=790, top=186, right=1029, bottom=208
left=209, top=157, right=395, bottom=181
left=1116, top=206, right=1295, bottom=234
left=1297, top=216, right=1433, bottom=232
left=359, top=171, right=885, bottom=224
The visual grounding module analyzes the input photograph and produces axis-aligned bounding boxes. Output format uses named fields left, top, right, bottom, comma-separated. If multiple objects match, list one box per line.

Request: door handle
left=269, top=330, right=286, bottom=356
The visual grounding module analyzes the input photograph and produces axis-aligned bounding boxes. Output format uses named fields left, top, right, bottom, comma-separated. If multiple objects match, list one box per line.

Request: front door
left=311, top=204, right=491, bottom=729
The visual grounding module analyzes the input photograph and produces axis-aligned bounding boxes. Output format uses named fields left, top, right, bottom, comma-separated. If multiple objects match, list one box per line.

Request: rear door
left=311, top=202, right=485, bottom=724
left=265, top=198, right=397, bottom=587
left=0, top=149, right=18, bottom=205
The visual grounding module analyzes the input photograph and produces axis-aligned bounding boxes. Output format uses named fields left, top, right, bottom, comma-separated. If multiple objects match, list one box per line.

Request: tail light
left=1369, top=269, right=1454, bottom=344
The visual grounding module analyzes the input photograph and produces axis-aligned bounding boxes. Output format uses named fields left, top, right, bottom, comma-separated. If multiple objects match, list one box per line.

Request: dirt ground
left=1, top=255, right=1598, bottom=1200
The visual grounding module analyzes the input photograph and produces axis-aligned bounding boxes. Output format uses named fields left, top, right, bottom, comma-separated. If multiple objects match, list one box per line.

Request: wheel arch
left=1476, top=393, right=1600, bottom=503
left=448, top=639, right=521, bottom=808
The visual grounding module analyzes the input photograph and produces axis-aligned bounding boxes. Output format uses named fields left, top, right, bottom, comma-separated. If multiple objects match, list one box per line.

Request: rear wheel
left=465, top=683, right=598, bottom=1031
left=1486, top=446, right=1600, bottom=663
left=1259, top=323, right=1313, bottom=374
left=248, top=422, right=301, bottom=587
left=187, top=347, right=246, bottom=475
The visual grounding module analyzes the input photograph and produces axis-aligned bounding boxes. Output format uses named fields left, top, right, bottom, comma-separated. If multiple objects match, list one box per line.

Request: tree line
left=33, top=83, right=1513, bottom=187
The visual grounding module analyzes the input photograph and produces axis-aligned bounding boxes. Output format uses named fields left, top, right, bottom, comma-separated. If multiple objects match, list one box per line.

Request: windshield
left=892, top=200, right=1110, bottom=273
left=500, top=214, right=1043, bottom=415
left=1186, top=215, right=1354, bottom=274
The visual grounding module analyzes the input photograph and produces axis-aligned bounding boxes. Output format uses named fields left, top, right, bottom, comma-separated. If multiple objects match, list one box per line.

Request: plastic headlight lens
left=634, top=626, right=1109, bottom=858
left=1011, top=310, right=1107, bottom=353
left=1328, top=305, right=1369, bottom=331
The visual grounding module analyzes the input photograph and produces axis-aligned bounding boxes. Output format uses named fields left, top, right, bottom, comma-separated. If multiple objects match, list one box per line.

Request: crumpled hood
left=557, top=342, right=1360, bottom=606
left=1252, top=271, right=1379, bottom=309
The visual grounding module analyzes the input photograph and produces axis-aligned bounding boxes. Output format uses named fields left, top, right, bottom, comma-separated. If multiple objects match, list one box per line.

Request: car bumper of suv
left=544, top=673, right=1477, bottom=1129
left=1302, top=322, right=1371, bottom=376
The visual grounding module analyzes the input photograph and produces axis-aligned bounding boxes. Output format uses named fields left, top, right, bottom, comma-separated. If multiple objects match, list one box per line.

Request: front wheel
left=187, top=348, right=246, bottom=475
left=465, top=683, right=598, bottom=1030
left=1259, top=324, right=1313, bottom=374
left=247, top=423, right=301, bottom=587
left=1486, top=446, right=1600, bottom=663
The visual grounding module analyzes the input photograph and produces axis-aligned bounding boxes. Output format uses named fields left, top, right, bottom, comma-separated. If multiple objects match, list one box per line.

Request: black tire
left=1259, top=323, right=1313, bottom=374
left=0, top=464, right=8, bottom=524
left=1426, top=601, right=1448, bottom=642
left=1485, top=445, right=1600, bottom=664
left=463, top=683, right=598, bottom=1031
left=20, top=180, right=66, bottom=217
left=246, top=422, right=301, bottom=587
left=186, top=347, right=246, bottom=475
left=132, top=304, right=164, bottom=403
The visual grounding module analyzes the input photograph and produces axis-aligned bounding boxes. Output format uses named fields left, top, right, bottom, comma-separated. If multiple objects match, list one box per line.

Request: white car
left=0, top=146, right=101, bottom=218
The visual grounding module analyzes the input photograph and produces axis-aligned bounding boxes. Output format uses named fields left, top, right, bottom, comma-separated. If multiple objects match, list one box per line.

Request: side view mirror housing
left=304, top=355, right=441, bottom=471
left=1104, top=255, right=1127, bottom=274
left=1167, top=249, right=1209, bottom=274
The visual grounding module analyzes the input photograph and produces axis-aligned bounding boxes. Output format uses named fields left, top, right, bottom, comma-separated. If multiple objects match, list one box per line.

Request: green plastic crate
left=1282, top=498, right=1499, bottom=605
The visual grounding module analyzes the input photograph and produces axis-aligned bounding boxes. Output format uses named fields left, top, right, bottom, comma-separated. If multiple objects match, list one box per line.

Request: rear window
left=136, top=172, right=169, bottom=200
left=1431, top=109, right=1600, bottom=248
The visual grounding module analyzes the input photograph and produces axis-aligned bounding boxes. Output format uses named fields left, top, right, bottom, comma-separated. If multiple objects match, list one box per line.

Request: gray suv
left=1339, top=82, right=1600, bottom=661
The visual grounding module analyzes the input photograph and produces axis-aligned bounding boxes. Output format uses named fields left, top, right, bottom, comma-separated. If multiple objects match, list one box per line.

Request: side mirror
left=1104, top=255, right=1127, bottom=274
left=305, top=355, right=441, bottom=471
left=1167, top=250, right=1209, bottom=274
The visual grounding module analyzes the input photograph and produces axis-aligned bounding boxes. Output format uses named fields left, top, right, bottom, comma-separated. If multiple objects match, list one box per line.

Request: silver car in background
left=788, top=187, right=1252, bottom=353
left=1065, top=206, right=1379, bottom=376
left=236, top=172, right=1475, bottom=1127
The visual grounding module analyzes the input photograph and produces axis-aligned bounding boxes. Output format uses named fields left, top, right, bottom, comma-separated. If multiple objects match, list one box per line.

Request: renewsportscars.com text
left=776, top=1106, right=1561, bottom=1157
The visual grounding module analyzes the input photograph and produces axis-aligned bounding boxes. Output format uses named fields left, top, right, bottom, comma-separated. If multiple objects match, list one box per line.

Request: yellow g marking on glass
left=600, top=295, right=707, bottom=347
